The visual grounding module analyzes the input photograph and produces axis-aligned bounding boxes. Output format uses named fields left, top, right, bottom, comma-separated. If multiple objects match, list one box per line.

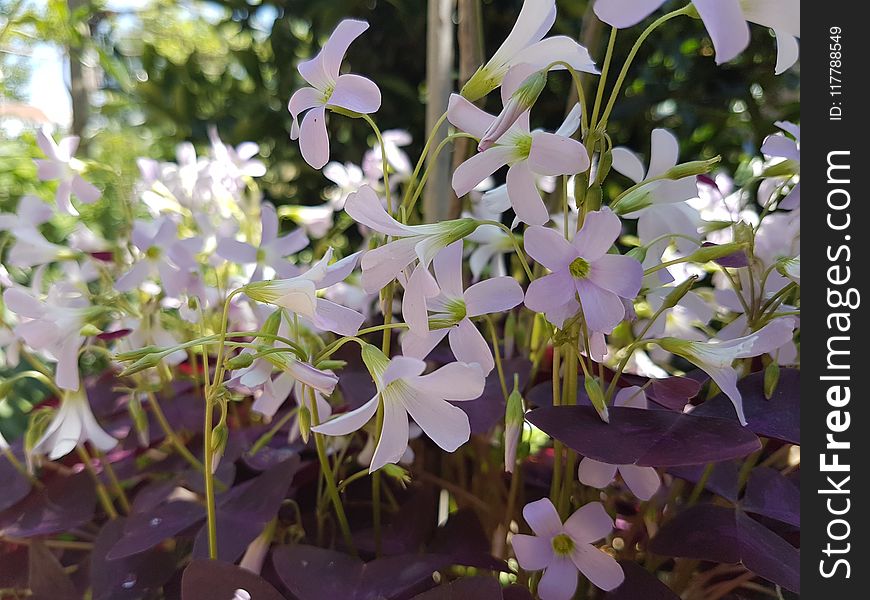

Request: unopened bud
left=129, top=394, right=150, bottom=447
left=504, top=374, right=525, bottom=473
left=382, top=463, right=412, bottom=487
left=660, top=276, right=699, bottom=311
left=25, top=407, right=55, bottom=459
left=663, top=156, right=721, bottom=180
left=120, top=352, right=164, bottom=376
left=315, top=359, right=346, bottom=371
left=226, top=352, right=255, bottom=370
left=297, top=406, right=312, bottom=444
left=479, top=71, right=547, bottom=151
left=612, top=186, right=653, bottom=215
left=461, top=65, right=500, bottom=102
left=761, top=159, right=799, bottom=179
left=687, top=242, right=747, bottom=264
left=584, top=377, right=609, bottom=423
left=595, top=151, right=613, bottom=185
left=115, top=345, right=161, bottom=363
left=626, top=246, right=647, bottom=263
left=261, top=309, right=283, bottom=339
left=764, top=361, right=780, bottom=400
left=79, top=324, right=102, bottom=337
left=210, top=423, right=229, bottom=474
left=584, top=184, right=603, bottom=212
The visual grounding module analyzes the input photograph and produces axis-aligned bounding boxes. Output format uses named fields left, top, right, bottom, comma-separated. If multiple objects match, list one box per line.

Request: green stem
left=598, top=5, right=693, bottom=128
left=362, top=114, right=393, bottom=214
left=146, top=391, right=205, bottom=472
left=590, top=27, right=618, bottom=129
left=405, top=133, right=479, bottom=216
left=76, top=446, right=118, bottom=520
left=402, top=111, right=449, bottom=211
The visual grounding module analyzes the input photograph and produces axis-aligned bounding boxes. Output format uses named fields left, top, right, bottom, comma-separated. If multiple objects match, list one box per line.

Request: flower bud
left=261, top=309, right=283, bottom=339
left=226, top=353, right=255, bottom=370
left=128, top=394, right=150, bottom=447
left=25, top=407, right=55, bottom=463
left=662, top=156, right=721, bottom=180
left=360, top=343, right=390, bottom=381
left=776, top=256, right=800, bottom=284
left=687, top=242, right=747, bottom=264
left=584, top=377, right=609, bottom=423
left=210, top=422, right=229, bottom=474
left=612, top=187, right=653, bottom=216
left=626, top=246, right=647, bottom=263
left=659, top=276, right=699, bottom=311
left=504, top=374, right=525, bottom=473
left=764, top=361, right=780, bottom=400
left=479, top=71, right=547, bottom=151
left=120, top=352, right=164, bottom=377
left=382, top=463, right=412, bottom=487
left=315, top=359, right=347, bottom=371
left=595, top=151, right=613, bottom=185
left=297, top=406, right=312, bottom=444
left=115, top=345, right=162, bottom=363
left=460, top=66, right=500, bottom=102
left=761, top=159, right=799, bottom=178
left=584, top=184, right=603, bottom=212
left=79, top=324, right=102, bottom=337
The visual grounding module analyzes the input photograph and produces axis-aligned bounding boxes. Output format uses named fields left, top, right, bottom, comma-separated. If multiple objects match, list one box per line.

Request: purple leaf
left=458, top=358, right=531, bottom=434
left=648, top=504, right=799, bottom=593
left=741, top=467, right=800, bottom=527
left=411, top=576, right=504, bottom=599
left=502, top=586, right=533, bottom=600
left=91, top=519, right=177, bottom=600
left=691, top=368, right=799, bottom=444
left=0, top=472, right=96, bottom=538
left=107, top=500, right=205, bottom=559
left=0, top=452, right=32, bottom=512
left=355, top=485, right=438, bottom=555
left=606, top=561, right=678, bottom=599
left=0, top=546, right=28, bottom=588
left=181, top=559, right=285, bottom=600
left=428, top=508, right=507, bottom=571
left=668, top=462, right=740, bottom=502
left=192, top=457, right=299, bottom=562
left=28, top=540, right=79, bottom=600
left=526, top=406, right=761, bottom=467
left=272, top=545, right=451, bottom=600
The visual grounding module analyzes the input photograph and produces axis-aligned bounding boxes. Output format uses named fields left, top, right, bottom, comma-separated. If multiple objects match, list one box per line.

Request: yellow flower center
left=569, top=257, right=590, bottom=279
left=551, top=533, right=575, bottom=557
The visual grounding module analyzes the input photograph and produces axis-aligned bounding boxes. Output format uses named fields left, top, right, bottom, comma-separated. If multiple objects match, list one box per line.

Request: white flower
left=32, top=389, right=117, bottom=460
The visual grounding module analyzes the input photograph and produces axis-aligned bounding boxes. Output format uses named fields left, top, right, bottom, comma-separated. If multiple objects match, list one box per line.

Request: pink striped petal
left=524, top=225, right=577, bottom=270
left=313, top=298, right=365, bottom=336
left=573, top=209, right=621, bottom=260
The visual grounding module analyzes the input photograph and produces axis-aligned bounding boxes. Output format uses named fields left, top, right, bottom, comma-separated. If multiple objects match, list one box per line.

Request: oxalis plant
left=0, top=1, right=800, bottom=598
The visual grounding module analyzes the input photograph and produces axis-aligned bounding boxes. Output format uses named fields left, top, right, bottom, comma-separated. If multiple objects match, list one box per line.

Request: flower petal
left=524, top=271, right=576, bottom=325
left=359, top=237, right=419, bottom=293
left=453, top=147, right=514, bottom=197
left=329, top=74, right=382, bottom=114
left=570, top=545, right=624, bottom=592
left=524, top=226, right=577, bottom=271
left=312, top=298, right=365, bottom=336
left=512, top=534, right=555, bottom=571
left=382, top=356, right=427, bottom=388
left=646, top=128, right=679, bottom=177
left=70, top=176, right=101, bottom=204
left=411, top=361, right=486, bottom=401
left=575, top=280, right=626, bottom=333
left=401, top=328, right=449, bottom=362
left=345, top=185, right=413, bottom=237
left=742, top=0, right=800, bottom=37
left=506, top=161, right=549, bottom=226
left=614, top=386, right=647, bottom=409
left=512, top=36, right=598, bottom=74
left=402, top=264, right=440, bottom=335
left=619, top=465, right=661, bottom=500
left=298, top=19, right=369, bottom=88
left=448, top=319, right=494, bottom=375
left=369, top=395, right=409, bottom=472
left=299, top=106, right=330, bottom=170
left=447, top=94, right=495, bottom=139
left=588, top=254, right=643, bottom=299
left=528, top=132, right=590, bottom=177
left=573, top=208, right=621, bottom=260
left=217, top=238, right=258, bottom=264
left=774, top=31, right=800, bottom=75
left=288, top=87, right=323, bottom=138
left=610, top=148, right=646, bottom=183
left=401, top=390, right=470, bottom=452
left=538, top=558, right=578, bottom=600
left=593, top=0, right=666, bottom=28
left=433, top=240, right=465, bottom=299
left=312, top=394, right=378, bottom=436
left=523, top=498, right=563, bottom=538
left=577, top=458, right=618, bottom=489
left=694, top=0, right=751, bottom=65
left=464, top=276, right=524, bottom=316
left=563, top=502, right=614, bottom=544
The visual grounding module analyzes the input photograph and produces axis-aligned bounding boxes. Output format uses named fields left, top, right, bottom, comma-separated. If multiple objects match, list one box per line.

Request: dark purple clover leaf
left=0, top=472, right=96, bottom=538
left=0, top=546, right=28, bottom=589
left=192, top=457, right=299, bottom=562
left=668, top=462, right=740, bottom=502
left=648, top=504, right=799, bottom=593
left=502, top=586, right=533, bottom=600
left=606, top=561, right=679, bottom=599
left=410, top=576, right=504, bottom=599
left=91, top=519, right=177, bottom=600
left=0, top=452, right=32, bottom=512
left=612, top=373, right=701, bottom=411
left=181, top=559, right=285, bottom=600
left=691, top=368, right=799, bottom=444
left=107, top=500, right=205, bottom=559
left=526, top=406, right=761, bottom=467
left=428, top=508, right=507, bottom=571
left=741, top=467, right=800, bottom=527
left=458, top=357, right=531, bottom=434
left=28, top=540, right=79, bottom=600
left=355, top=485, right=438, bottom=555
left=272, top=545, right=451, bottom=600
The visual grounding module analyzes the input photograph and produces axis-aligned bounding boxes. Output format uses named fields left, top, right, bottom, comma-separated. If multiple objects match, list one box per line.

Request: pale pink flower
left=313, top=351, right=485, bottom=472
left=401, top=241, right=524, bottom=375
left=450, top=71, right=590, bottom=226
left=115, top=218, right=199, bottom=298
left=345, top=185, right=480, bottom=293
left=461, top=0, right=597, bottom=101
left=217, top=202, right=309, bottom=280
left=759, top=121, right=800, bottom=209
left=524, top=209, right=642, bottom=332
left=512, top=498, right=624, bottom=597
left=32, top=389, right=117, bottom=460
left=34, top=128, right=101, bottom=215
left=577, top=387, right=661, bottom=500
left=657, top=318, right=796, bottom=424
left=594, top=0, right=799, bottom=73
left=288, top=20, right=382, bottom=169
left=3, top=284, right=94, bottom=391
